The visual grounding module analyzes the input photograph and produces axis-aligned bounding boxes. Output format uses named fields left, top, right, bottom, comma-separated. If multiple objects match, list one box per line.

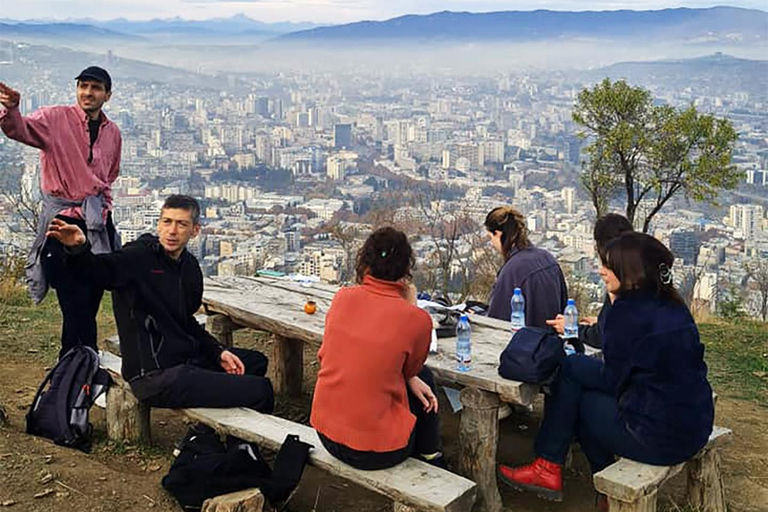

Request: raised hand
left=46, top=219, right=86, bottom=247
left=0, top=82, right=20, bottom=109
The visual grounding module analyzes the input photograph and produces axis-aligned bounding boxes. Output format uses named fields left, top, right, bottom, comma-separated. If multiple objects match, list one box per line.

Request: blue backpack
left=26, top=346, right=110, bottom=452
left=499, top=327, right=581, bottom=384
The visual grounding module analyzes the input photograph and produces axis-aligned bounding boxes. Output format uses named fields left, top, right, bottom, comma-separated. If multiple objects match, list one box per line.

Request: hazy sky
left=3, top=1, right=765, bottom=24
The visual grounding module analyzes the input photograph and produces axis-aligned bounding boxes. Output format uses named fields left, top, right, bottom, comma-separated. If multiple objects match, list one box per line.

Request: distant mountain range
left=0, top=22, right=145, bottom=42
left=0, top=15, right=324, bottom=44
left=1, top=8, right=765, bottom=49
left=277, top=7, right=767, bottom=44
left=0, top=40, right=228, bottom=90
left=596, top=52, right=767, bottom=77
left=590, top=53, right=768, bottom=102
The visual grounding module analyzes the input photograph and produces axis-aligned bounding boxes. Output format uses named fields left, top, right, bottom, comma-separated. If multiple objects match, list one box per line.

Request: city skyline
left=3, top=1, right=767, bottom=24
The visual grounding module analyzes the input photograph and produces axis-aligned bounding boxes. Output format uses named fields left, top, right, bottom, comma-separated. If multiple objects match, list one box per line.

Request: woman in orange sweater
left=310, top=227, right=444, bottom=470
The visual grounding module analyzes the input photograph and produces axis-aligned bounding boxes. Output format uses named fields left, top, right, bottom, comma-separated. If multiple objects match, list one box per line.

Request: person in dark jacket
left=498, top=232, right=714, bottom=503
left=45, top=195, right=274, bottom=413
left=546, top=213, right=634, bottom=348
left=484, top=206, right=567, bottom=328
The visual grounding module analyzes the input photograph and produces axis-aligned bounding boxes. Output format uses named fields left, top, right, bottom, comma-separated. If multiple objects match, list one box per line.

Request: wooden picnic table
left=202, top=274, right=535, bottom=512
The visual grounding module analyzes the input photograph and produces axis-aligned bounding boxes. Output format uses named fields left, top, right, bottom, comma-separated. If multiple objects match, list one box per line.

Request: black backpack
left=498, top=327, right=584, bottom=384
left=162, top=427, right=312, bottom=511
left=26, top=345, right=110, bottom=452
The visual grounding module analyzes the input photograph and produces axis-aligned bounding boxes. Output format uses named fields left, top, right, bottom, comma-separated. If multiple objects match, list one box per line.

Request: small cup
left=304, top=300, right=317, bottom=315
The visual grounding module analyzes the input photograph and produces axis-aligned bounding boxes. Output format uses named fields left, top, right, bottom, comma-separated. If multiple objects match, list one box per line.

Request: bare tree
left=324, top=222, right=362, bottom=285
left=413, top=184, right=478, bottom=299
left=1, top=175, right=40, bottom=234
left=744, top=258, right=768, bottom=322
left=463, top=233, right=503, bottom=304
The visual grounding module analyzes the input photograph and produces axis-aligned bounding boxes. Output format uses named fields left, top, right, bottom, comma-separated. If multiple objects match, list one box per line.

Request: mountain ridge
left=275, top=7, right=767, bottom=44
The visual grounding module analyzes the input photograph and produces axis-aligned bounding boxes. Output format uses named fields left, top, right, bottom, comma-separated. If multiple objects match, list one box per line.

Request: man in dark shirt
left=546, top=213, right=634, bottom=348
left=46, top=195, right=274, bottom=412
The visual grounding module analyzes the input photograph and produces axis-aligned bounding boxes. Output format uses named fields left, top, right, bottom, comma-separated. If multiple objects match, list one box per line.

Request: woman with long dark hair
left=484, top=206, right=567, bottom=328
left=310, top=227, right=444, bottom=470
left=498, top=232, right=714, bottom=504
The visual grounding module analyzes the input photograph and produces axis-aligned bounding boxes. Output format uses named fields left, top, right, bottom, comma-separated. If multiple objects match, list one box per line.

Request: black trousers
left=42, top=214, right=116, bottom=360
left=319, top=367, right=441, bottom=470
left=144, top=347, right=275, bottom=414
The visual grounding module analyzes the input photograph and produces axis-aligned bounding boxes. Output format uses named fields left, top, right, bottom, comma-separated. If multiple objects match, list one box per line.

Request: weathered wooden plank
left=203, top=276, right=536, bottom=406
left=202, top=488, right=265, bottom=512
left=429, top=327, right=539, bottom=406
left=184, top=407, right=476, bottom=512
left=458, top=387, right=502, bottom=512
left=594, top=427, right=732, bottom=502
left=272, top=334, right=303, bottom=397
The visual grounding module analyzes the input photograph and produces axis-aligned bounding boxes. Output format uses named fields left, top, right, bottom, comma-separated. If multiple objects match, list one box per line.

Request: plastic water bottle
left=564, top=299, right=579, bottom=339
left=510, top=288, right=525, bottom=332
left=456, top=315, right=472, bottom=372
left=563, top=298, right=578, bottom=356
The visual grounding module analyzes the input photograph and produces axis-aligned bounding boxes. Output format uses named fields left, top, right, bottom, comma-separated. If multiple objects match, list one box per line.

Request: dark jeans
left=534, top=355, right=680, bottom=473
left=319, top=367, right=441, bottom=471
left=144, top=347, right=274, bottom=414
left=42, top=214, right=116, bottom=360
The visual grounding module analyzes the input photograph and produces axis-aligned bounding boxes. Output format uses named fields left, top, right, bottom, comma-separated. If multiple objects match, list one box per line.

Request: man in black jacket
left=46, top=195, right=274, bottom=413
left=546, top=213, right=634, bottom=349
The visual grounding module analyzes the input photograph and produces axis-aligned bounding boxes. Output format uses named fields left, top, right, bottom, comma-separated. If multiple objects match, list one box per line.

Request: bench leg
left=687, top=448, right=727, bottom=512
left=459, top=387, right=502, bottom=512
left=106, top=378, right=151, bottom=444
left=202, top=488, right=265, bottom=512
left=272, top=334, right=303, bottom=397
left=206, top=314, right=236, bottom=349
left=607, top=491, right=657, bottom=512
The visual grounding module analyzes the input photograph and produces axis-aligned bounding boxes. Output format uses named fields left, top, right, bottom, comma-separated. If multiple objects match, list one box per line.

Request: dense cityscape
left=0, top=41, right=766, bottom=320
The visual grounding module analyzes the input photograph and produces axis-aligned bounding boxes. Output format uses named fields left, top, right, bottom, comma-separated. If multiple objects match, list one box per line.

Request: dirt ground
left=1, top=335, right=767, bottom=512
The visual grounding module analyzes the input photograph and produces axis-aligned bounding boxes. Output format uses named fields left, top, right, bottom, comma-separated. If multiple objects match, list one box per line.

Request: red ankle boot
left=596, top=493, right=609, bottom=512
left=498, top=457, right=563, bottom=501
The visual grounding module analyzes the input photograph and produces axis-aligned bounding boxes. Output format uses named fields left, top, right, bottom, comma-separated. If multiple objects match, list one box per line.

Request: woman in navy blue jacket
left=498, top=232, right=714, bottom=503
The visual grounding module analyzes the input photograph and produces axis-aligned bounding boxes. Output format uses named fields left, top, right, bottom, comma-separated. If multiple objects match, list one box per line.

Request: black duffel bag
left=498, top=327, right=583, bottom=384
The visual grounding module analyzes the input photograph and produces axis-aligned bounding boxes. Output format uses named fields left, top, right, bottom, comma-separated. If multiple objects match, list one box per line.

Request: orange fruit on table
left=304, top=301, right=317, bottom=315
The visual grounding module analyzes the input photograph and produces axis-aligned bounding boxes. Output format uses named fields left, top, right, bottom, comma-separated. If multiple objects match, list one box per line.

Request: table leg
left=206, top=314, right=235, bottom=349
left=272, top=334, right=303, bottom=397
left=459, top=387, right=502, bottom=512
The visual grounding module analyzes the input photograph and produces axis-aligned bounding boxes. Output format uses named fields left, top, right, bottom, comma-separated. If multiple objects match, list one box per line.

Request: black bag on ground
left=498, top=327, right=575, bottom=384
left=162, top=427, right=312, bottom=511
left=26, top=345, right=110, bottom=452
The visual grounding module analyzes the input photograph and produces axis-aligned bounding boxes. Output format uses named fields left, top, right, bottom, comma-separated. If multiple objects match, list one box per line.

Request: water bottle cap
left=513, top=288, right=521, bottom=295
left=567, top=298, right=575, bottom=305
left=460, top=314, right=469, bottom=321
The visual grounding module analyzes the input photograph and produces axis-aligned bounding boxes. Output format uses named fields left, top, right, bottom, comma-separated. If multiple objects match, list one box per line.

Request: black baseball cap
left=74, top=66, right=112, bottom=92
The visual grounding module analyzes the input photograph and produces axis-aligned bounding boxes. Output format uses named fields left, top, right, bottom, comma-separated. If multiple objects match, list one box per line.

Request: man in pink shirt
left=0, top=66, right=122, bottom=359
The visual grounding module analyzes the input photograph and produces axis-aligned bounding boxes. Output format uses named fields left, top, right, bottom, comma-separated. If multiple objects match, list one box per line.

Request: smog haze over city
left=1, top=1, right=767, bottom=318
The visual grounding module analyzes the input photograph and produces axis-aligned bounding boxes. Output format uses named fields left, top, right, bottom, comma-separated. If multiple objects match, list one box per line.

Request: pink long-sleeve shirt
left=0, top=104, right=121, bottom=219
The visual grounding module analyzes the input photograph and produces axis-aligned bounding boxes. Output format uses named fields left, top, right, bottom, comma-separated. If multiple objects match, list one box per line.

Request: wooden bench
left=593, top=426, right=732, bottom=512
left=98, top=351, right=477, bottom=512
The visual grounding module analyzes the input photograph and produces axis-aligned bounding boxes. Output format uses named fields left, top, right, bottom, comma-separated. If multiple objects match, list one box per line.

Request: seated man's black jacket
left=66, top=234, right=225, bottom=398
